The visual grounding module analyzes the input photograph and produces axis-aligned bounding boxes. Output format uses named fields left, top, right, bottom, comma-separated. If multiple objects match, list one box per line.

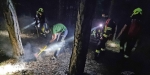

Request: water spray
left=22, top=21, right=36, bottom=30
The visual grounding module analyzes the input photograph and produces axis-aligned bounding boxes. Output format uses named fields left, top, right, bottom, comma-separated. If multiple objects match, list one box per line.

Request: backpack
left=128, top=19, right=141, bottom=38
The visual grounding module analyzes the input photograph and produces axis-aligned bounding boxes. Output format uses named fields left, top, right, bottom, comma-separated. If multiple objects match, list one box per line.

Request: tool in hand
left=35, top=45, right=48, bottom=58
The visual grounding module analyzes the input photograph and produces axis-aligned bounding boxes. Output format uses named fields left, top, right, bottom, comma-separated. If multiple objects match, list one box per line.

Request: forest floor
left=0, top=30, right=145, bottom=75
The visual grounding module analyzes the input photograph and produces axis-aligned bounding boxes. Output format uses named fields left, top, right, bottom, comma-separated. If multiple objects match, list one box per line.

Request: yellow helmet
left=38, top=8, right=44, bottom=12
left=131, top=7, right=142, bottom=17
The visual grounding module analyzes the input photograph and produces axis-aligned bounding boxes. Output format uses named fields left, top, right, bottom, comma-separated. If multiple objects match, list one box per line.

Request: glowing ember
left=0, top=63, right=26, bottom=74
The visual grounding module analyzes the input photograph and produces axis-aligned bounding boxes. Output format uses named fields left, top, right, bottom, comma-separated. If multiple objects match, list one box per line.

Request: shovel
left=34, top=45, right=48, bottom=58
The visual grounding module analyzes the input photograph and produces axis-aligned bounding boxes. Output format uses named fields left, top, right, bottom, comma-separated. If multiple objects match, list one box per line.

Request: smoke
left=0, top=32, right=13, bottom=57
left=17, top=15, right=35, bottom=34
left=21, top=36, right=74, bottom=62
left=22, top=42, right=37, bottom=62
left=2, top=44, right=13, bottom=57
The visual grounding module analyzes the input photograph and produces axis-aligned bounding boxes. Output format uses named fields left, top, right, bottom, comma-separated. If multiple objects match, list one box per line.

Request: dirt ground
left=0, top=30, right=145, bottom=75
left=0, top=30, right=105, bottom=75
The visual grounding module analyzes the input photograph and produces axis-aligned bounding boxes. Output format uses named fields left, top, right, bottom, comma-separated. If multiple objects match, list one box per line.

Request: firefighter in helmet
left=94, top=14, right=116, bottom=61
left=35, top=8, right=46, bottom=35
left=117, top=7, right=142, bottom=58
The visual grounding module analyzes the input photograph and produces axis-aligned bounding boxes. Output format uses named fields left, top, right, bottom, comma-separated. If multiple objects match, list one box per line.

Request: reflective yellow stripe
left=103, top=34, right=108, bottom=37
left=104, top=26, right=107, bottom=33
left=101, top=48, right=105, bottom=51
left=104, top=26, right=112, bottom=34
left=95, top=50, right=100, bottom=53
left=41, top=27, right=45, bottom=33
left=107, top=27, right=112, bottom=30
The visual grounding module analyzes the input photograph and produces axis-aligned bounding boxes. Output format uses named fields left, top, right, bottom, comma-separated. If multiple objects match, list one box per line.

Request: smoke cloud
left=22, top=42, right=38, bottom=62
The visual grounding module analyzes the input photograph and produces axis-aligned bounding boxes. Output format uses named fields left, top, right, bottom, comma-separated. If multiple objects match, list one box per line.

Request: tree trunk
left=69, top=0, right=97, bottom=75
left=0, top=0, right=24, bottom=59
left=58, top=0, right=62, bottom=22
left=108, top=0, right=114, bottom=18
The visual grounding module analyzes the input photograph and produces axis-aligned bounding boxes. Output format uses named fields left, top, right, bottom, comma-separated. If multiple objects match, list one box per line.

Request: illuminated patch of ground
left=106, top=40, right=120, bottom=53
left=0, top=48, right=104, bottom=75
left=0, top=59, right=26, bottom=75
left=0, top=30, right=35, bottom=39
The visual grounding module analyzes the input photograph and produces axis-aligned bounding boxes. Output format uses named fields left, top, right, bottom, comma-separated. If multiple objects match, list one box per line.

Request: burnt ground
left=0, top=30, right=150, bottom=75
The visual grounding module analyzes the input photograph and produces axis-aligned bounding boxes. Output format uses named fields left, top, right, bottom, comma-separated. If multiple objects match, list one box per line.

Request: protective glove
left=103, top=34, right=108, bottom=38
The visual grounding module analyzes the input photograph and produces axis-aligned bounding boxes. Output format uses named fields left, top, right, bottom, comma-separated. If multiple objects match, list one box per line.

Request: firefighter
left=95, top=28, right=102, bottom=44
left=117, top=7, right=142, bottom=58
left=35, top=8, right=46, bottom=35
left=91, top=29, right=96, bottom=38
left=96, top=28, right=102, bottom=40
left=94, top=14, right=116, bottom=61
left=41, top=23, right=50, bottom=36
left=47, top=23, right=68, bottom=59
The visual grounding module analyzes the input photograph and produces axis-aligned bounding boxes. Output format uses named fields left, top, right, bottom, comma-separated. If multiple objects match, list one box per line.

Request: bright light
left=0, top=63, right=26, bottom=74
left=99, top=24, right=103, bottom=27
left=45, top=36, right=74, bottom=52
left=109, top=42, right=117, bottom=47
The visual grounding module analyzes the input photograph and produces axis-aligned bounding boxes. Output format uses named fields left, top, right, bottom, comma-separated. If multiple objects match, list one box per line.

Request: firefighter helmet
left=131, top=7, right=142, bottom=17
left=38, top=8, right=44, bottom=12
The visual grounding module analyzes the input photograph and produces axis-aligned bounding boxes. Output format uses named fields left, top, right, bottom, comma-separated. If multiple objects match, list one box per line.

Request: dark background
left=0, top=0, right=150, bottom=74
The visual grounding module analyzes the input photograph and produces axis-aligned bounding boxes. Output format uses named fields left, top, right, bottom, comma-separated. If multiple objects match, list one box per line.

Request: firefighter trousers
left=54, top=29, right=68, bottom=58
left=96, top=37, right=108, bottom=51
left=94, top=37, right=108, bottom=60
left=120, top=37, right=137, bottom=57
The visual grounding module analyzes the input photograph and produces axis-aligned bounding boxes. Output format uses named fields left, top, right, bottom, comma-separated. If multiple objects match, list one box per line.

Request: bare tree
left=69, top=0, right=97, bottom=75
left=58, top=0, right=62, bottom=22
left=109, top=0, right=114, bottom=18
left=0, top=0, right=24, bottom=59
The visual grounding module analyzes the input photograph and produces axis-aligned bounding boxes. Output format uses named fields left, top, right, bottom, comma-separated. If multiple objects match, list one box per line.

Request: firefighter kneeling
left=94, top=14, right=116, bottom=61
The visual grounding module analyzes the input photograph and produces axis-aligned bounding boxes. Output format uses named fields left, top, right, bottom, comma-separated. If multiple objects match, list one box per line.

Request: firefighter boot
left=94, top=50, right=100, bottom=61
left=120, top=47, right=124, bottom=58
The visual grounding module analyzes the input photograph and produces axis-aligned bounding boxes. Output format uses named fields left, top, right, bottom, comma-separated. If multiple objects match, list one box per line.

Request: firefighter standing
left=35, top=8, right=46, bottom=34
left=94, top=14, right=116, bottom=60
left=91, top=30, right=96, bottom=38
left=117, top=8, right=142, bottom=58
left=96, top=28, right=102, bottom=40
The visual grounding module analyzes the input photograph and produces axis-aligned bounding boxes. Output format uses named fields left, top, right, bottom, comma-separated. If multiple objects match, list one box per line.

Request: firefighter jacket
left=35, top=11, right=45, bottom=25
left=121, top=15, right=142, bottom=40
left=102, top=18, right=116, bottom=39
